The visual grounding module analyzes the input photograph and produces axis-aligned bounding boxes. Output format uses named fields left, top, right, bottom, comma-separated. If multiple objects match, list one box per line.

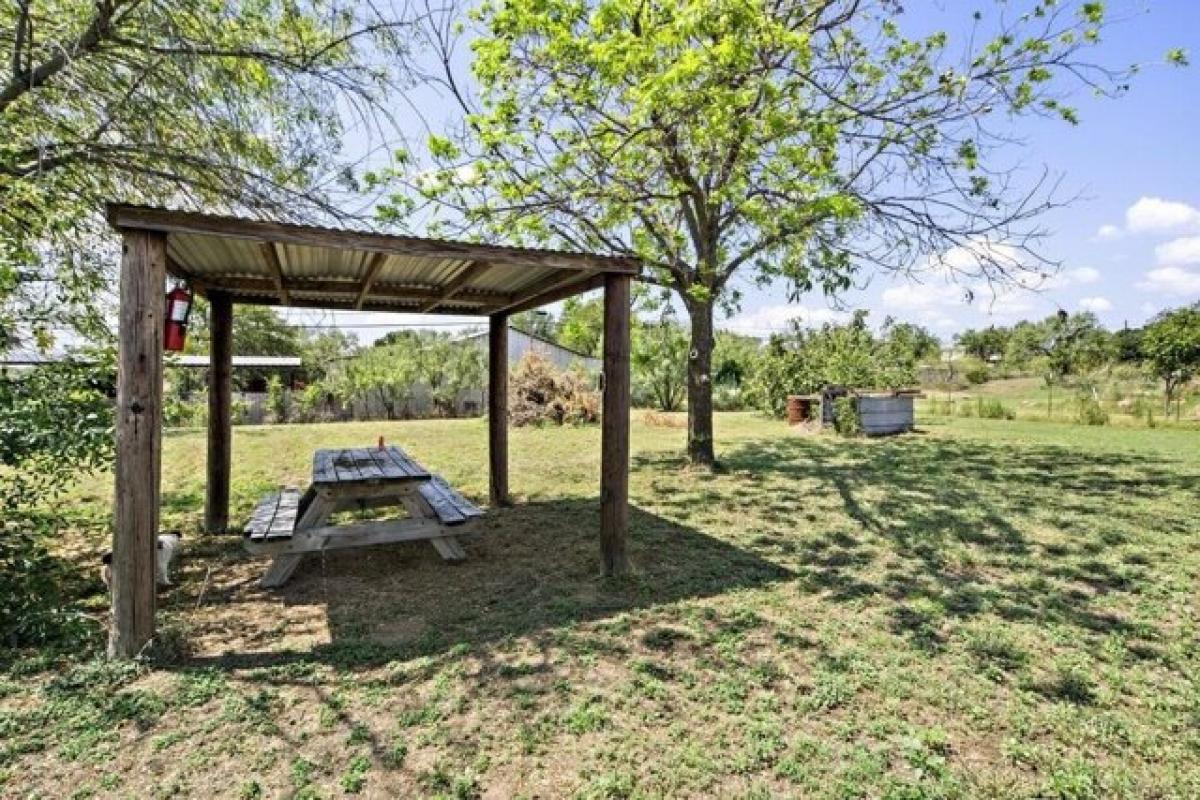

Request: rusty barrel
left=786, top=395, right=813, bottom=425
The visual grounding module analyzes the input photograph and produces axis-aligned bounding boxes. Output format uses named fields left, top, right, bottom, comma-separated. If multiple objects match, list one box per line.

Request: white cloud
left=1037, top=266, right=1101, bottom=290
left=880, top=283, right=964, bottom=311
left=1094, top=224, right=1123, bottom=241
left=721, top=304, right=849, bottom=335
left=1155, top=236, right=1200, bottom=266
left=1125, top=197, right=1200, bottom=235
left=979, top=288, right=1038, bottom=319
left=1136, top=267, right=1200, bottom=296
left=925, top=240, right=1025, bottom=279
left=1066, top=266, right=1101, bottom=284
left=1078, top=296, right=1113, bottom=312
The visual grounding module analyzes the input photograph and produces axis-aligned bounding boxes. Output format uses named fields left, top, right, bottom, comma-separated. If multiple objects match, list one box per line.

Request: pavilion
left=105, top=204, right=640, bottom=658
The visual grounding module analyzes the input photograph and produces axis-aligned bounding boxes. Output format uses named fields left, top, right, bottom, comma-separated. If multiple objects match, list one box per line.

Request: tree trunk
left=685, top=298, right=716, bottom=467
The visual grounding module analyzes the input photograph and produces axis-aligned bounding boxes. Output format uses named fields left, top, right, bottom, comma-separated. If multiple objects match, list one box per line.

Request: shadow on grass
left=713, top=434, right=1199, bottom=649
left=177, top=501, right=792, bottom=672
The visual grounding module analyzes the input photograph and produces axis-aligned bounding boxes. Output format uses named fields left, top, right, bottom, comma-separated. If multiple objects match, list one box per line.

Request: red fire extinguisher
left=163, top=285, right=193, bottom=352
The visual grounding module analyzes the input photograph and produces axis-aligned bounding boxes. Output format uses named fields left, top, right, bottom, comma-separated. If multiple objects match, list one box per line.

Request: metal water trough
left=855, top=393, right=917, bottom=436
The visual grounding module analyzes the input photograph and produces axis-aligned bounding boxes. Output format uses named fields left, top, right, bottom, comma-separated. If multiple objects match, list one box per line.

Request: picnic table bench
left=244, top=446, right=484, bottom=588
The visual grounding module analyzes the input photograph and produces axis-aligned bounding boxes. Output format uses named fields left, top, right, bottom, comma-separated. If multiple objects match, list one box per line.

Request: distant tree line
left=955, top=304, right=1200, bottom=413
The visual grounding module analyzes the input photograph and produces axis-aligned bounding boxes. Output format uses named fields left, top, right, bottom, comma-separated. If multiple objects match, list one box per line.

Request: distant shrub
left=957, top=397, right=1013, bottom=420
left=164, top=395, right=206, bottom=428
left=1076, top=396, right=1109, bottom=426
left=509, top=353, right=600, bottom=427
left=925, top=399, right=954, bottom=416
left=964, top=364, right=990, bottom=385
left=975, top=398, right=1015, bottom=420
left=267, top=375, right=288, bottom=423
left=713, top=384, right=747, bottom=411
left=832, top=396, right=862, bottom=437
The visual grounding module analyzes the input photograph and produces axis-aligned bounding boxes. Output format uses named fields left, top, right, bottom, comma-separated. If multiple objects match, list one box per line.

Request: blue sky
left=288, top=0, right=1200, bottom=344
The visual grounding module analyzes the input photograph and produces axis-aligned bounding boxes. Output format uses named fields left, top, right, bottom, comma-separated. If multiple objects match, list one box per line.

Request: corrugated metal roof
left=109, top=204, right=640, bottom=317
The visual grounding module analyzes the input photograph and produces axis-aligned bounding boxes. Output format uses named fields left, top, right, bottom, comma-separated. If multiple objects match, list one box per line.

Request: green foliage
left=1075, top=396, right=1109, bottom=426
left=0, top=355, right=114, bottom=647
left=1, top=1, right=400, bottom=359
left=558, top=296, right=605, bottom=357
left=963, top=360, right=991, bottom=386
left=745, top=312, right=916, bottom=417
left=1141, top=304, right=1200, bottom=413
left=960, top=398, right=1016, bottom=421
left=325, top=333, right=485, bottom=419
left=187, top=302, right=302, bottom=359
left=713, top=333, right=763, bottom=389
left=831, top=397, right=862, bottom=438
left=266, top=375, right=287, bottom=424
left=1007, top=312, right=1113, bottom=386
left=383, top=0, right=1131, bottom=462
left=510, top=310, right=558, bottom=342
left=957, top=326, right=1010, bottom=363
left=300, top=330, right=359, bottom=382
left=632, top=316, right=689, bottom=412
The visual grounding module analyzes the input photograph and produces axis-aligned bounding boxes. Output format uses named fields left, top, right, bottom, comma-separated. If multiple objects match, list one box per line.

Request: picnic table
left=243, top=446, right=484, bottom=588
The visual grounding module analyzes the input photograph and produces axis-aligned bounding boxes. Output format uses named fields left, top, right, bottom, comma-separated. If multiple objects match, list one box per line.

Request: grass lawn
left=3, top=412, right=1200, bottom=798
left=924, top=375, right=1200, bottom=429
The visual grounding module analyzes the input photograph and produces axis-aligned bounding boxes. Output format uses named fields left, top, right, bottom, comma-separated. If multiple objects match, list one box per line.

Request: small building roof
left=1, top=351, right=303, bottom=369
left=107, top=204, right=640, bottom=317
left=457, top=325, right=598, bottom=363
left=173, top=355, right=302, bottom=369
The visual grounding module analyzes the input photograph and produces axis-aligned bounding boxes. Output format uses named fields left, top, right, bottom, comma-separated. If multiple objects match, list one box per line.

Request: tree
left=632, top=315, right=689, bottom=412
left=957, top=326, right=1011, bottom=364
left=1112, top=326, right=1145, bottom=364
left=1007, top=311, right=1110, bottom=413
left=744, top=310, right=914, bottom=417
left=0, top=0, right=413, bottom=648
left=1142, top=304, right=1200, bottom=415
left=511, top=309, right=558, bottom=341
left=418, top=337, right=486, bottom=416
left=558, top=295, right=605, bottom=357
left=301, top=329, right=359, bottom=382
left=396, top=0, right=1155, bottom=465
left=2, top=1, right=413, bottom=352
left=713, top=332, right=762, bottom=388
left=881, top=319, right=941, bottom=365
left=0, top=353, right=114, bottom=646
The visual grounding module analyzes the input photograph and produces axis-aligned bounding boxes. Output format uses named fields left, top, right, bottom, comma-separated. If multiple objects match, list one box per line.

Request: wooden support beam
left=354, top=252, right=389, bottom=310
left=204, top=291, right=233, bottom=534
left=493, top=270, right=601, bottom=316
left=489, top=313, right=510, bottom=507
left=600, top=273, right=631, bottom=577
left=110, top=230, right=167, bottom=658
left=499, top=271, right=607, bottom=316
left=421, top=260, right=492, bottom=313
left=259, top=242, right=289, bottom=305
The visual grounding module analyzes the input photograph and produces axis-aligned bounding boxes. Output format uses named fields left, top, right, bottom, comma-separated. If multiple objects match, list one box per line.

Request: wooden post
left=488, top=313, right=510, bottom=506
left=205, top=291, right=233, bottom=533
left=109, top=230, right=166, bottom=658
left=600, top=273, right=631, bottom=576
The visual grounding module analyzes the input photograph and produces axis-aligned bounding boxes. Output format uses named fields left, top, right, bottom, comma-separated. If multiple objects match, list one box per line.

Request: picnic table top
left=312, top=445, right=432, bottom=486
